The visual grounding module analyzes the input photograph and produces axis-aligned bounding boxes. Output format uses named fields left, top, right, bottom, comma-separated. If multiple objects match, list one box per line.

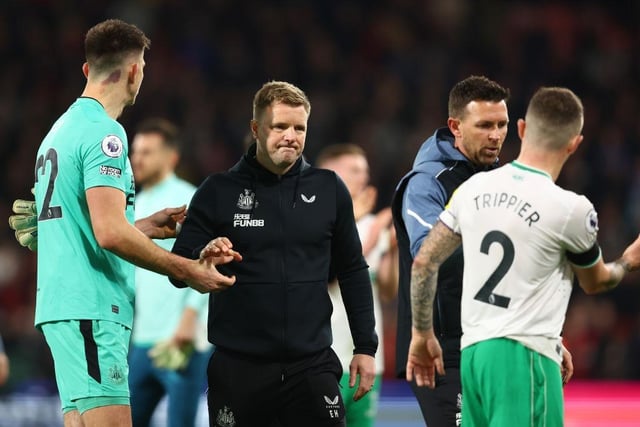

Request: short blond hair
left=252, top=81, right=311, bottom=121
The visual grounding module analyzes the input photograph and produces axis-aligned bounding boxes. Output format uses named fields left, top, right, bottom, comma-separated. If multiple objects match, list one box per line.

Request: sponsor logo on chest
left=233, top=213, right=264, bottom=228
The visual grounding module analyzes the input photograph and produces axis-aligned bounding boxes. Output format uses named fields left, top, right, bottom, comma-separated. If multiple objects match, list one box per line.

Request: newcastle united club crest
left=237, top=189, right=258, bottom=210
left=215, top=406, right=236, bottom=427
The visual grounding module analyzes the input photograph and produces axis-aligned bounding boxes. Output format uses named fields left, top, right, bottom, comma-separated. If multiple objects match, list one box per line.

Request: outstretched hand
left=406, top=328, right=445, bottom=388
left=135, top=205, right=187, bottom=239
left=621, top=233, right=640, bottom=272
left=199, top=237, right=243, bottom=262
left=185, top=237, right=243, bottom=294
left=186, top=255, right=238, bottom=294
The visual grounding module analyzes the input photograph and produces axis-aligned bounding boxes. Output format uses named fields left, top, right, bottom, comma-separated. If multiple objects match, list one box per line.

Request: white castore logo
left=324, top=395, right=340, bottom=419
left=301, top=194, right=316, bottom=203
left=324, top=395, right=339, bottom=405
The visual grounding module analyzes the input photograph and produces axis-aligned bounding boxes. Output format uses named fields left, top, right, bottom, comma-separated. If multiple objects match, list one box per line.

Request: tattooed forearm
left=411, top=221, right=461, bottom=332
left=603, top=258, right=631, bottom=290
left=411, top=259, right=438, bottom=332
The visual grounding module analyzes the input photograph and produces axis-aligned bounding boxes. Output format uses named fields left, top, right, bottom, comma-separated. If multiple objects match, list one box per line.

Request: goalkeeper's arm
left=8, top=190, right=185, bottom=252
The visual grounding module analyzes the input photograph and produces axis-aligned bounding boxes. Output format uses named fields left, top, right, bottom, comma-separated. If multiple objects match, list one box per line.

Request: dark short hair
left=525, top=87, right=584, bottom=149
left=253, top=81, right=311, bottom=121
left=315, top=143, right=366, bottom=167
left=448, top=75, right=510, bottom=118
left=85, top=19, right=150, bottom=74
left=135, top=118, right=181, bottom=152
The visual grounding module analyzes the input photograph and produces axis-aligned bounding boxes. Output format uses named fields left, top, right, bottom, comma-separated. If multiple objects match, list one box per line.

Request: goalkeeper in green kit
left=12, top=119, right=215, bottom=427
left=9, top=19, right=236, bottom=427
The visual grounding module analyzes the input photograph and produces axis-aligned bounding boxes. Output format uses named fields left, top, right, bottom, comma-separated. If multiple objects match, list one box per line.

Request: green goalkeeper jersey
left=34, top=97, right=136, bottom=328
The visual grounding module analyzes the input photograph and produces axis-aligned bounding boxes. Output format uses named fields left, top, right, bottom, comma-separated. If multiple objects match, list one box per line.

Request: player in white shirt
left=406, top=87, right=640, bottom=427
left=446, top=162, right=596, bottom=366
left=316, top=144, right=398, bottom=427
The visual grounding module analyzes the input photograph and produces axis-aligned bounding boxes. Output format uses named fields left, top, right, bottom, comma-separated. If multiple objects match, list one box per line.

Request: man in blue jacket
left=393, top=77, right=575, bottom=427
left=171, top=81, right=378, bottom=427
left=392, top=75, right=510, bottom=427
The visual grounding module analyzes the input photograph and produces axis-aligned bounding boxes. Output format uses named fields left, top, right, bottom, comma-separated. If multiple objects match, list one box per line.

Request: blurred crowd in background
left=1, top=0, right=640, bottom=398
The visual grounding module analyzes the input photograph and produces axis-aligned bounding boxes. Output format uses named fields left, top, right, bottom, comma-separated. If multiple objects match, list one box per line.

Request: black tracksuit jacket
left=171, top=144, right=378, bottom=361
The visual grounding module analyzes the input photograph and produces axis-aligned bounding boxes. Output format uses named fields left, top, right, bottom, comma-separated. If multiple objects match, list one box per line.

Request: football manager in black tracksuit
left=171, top=81, right=377, bottom=427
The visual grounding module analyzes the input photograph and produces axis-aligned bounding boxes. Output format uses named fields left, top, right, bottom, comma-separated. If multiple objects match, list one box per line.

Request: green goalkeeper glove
left=148, top=340, right=194, bottom=371
left=8, top=190, right=38, bottom=251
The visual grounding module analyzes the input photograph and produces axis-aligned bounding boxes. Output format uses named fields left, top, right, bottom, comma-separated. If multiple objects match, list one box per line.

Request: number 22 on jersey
left=35, top=148, right=63, bottom=221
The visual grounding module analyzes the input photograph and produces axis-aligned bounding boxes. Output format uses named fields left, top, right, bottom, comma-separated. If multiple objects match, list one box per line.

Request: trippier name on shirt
left=472, top=192, right=540, bottom=227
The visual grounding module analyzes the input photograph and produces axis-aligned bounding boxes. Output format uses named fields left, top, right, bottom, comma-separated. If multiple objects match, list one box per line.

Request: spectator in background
left=316, top=143, right=398, bottom=427
left=128, top=118, right=212, bottom=427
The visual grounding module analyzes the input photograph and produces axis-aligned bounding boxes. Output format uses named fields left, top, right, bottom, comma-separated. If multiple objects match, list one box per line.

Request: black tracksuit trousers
left=208, top=347, right=346, bottom=427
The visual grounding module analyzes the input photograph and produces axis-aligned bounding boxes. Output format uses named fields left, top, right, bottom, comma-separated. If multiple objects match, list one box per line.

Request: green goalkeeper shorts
left=42, top=319, right=131, bottom=414
left=460, top=338, right=563, bottom=427
left=338, top=372, right=382, bottom=427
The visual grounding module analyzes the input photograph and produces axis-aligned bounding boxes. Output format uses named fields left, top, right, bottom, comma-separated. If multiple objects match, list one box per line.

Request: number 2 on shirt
left=474, top=230, right=512, bottom=308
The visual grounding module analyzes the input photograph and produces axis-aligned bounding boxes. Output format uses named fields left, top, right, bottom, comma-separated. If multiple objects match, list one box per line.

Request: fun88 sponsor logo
left=233, top=213, right=264, bottom=228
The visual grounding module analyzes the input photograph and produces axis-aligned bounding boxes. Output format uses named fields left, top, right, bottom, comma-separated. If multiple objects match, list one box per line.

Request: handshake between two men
left=8, top=192, right=242, bottom=294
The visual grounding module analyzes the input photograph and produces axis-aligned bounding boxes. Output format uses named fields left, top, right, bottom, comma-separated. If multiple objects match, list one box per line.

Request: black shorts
left=207, top=347, right=346, bottom=427
left=411, top=368, right=462, bottom=427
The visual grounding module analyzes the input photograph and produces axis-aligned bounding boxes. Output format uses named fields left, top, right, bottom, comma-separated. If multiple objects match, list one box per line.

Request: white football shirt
left=440, top=161, right=600, bottom=364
